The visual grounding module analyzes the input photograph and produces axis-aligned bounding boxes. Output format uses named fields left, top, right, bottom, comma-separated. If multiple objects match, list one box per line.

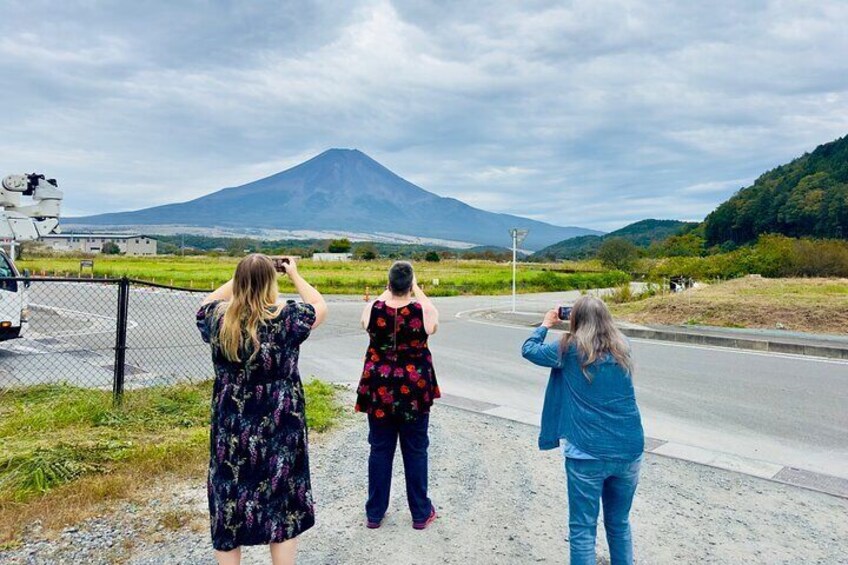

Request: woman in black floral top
left=197, top=254, right=327, bottom=565
left=356, top=261, right=440, bottom=530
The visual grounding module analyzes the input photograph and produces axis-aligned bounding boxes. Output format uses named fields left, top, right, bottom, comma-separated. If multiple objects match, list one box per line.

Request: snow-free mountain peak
left=72, top=150, right=602, bottom=250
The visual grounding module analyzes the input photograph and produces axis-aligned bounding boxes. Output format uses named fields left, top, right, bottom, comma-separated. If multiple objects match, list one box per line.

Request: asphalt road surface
left=2, top=284, right=845, bottom=480
left=0, top=281, right=212, bottom=389
left=300, top=292, right=848, bottom=480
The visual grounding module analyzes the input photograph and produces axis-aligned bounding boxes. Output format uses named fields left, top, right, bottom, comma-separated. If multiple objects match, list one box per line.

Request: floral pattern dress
left=196, top=300, right=316, bottom=552
left=355, top=301, right=440, bottom=421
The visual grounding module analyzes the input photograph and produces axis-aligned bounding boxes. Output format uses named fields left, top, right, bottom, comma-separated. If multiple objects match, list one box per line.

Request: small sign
left=80, top=260, right=94, bottom=269
left=432, top=278, right=440, bottom=286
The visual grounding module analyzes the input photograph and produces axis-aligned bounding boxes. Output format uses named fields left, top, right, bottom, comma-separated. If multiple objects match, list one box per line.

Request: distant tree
left=157, top=241, right=180, bottom=255
left=101, top=241, right=121, bottom=255
left=353, top=243, right=378, bottom=260
left=288, top=247, right=312, bottom=258
left=16, top=241, right=45, bottom=259
left=227, top=238, right=252, bottom=256
left=328, top=238, right=352, bottom=253
left=424, top=251, right=441, bottom=262
left=597, top=238, right=638, bottom=271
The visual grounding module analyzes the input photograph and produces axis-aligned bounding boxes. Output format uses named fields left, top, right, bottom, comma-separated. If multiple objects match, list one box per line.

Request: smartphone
left=271, top=257, right=290, bottom=274
left=558, top=306, right=573, bottom=321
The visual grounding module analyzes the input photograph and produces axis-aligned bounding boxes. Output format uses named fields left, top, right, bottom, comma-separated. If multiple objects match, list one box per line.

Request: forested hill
left=704, top=134, right=848, bottom=246
left=533, top=219, right=695, bottom=259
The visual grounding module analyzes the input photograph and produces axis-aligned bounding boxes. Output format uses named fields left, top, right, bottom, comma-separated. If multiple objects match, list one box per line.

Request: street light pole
left=509, top=228, right=528, bottom=313
left=512, top=231, right=517, bottom=313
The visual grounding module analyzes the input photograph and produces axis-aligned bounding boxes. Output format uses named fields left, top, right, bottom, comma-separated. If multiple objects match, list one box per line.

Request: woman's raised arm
left=202, top=279, right=234, bottom=305
left=412, top=278, right=439, bottom=335
left=521, top=309, right=563, bottom=368
left=285, top=259, right=328, bottom=328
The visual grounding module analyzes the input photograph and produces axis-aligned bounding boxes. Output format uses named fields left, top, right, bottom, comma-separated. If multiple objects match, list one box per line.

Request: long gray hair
left=560, top=295, right=634, bottom=381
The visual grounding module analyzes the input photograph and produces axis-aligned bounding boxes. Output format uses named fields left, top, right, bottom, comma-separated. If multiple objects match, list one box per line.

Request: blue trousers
left=565, top=456, right=641, bottom=565
left=366, top=413, right=432, bottom=523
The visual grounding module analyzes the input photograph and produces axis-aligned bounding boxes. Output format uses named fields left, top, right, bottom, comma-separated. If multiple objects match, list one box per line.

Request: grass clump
left=0, top=378, right=342, bottom=546
left=603, top=282, right=662, bottom=305
left=304, top=379, right=345, bottom=432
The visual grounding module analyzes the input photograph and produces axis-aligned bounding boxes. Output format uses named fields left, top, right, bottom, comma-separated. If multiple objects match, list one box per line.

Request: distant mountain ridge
left=704, top=134, right=848, bottom=245
left=533, top=219, right=696, bottom=259
left=72, top=149, right=602, bottom=250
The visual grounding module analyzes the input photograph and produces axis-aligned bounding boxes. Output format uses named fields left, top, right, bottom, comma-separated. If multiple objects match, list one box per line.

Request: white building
left=312, top=252, right=353, bottom=262
left=42, top=233, right=157, bottom=256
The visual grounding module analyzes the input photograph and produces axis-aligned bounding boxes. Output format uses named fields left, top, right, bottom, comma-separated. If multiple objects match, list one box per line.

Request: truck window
left=0, top=254, right=17, bottom=292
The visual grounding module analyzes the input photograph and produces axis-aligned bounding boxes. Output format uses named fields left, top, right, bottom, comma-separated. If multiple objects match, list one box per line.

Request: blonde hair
left=216, top=254, right=280, bottom=362
left=561, top=295, right=634, bottom=380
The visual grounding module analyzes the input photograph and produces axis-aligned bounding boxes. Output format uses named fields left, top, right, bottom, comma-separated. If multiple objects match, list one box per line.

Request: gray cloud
left=1, top=0, right=846, bottom=232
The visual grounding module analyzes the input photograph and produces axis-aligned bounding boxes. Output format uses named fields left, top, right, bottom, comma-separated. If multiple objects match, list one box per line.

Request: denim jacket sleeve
left=521, top=326, right=563, bottom=369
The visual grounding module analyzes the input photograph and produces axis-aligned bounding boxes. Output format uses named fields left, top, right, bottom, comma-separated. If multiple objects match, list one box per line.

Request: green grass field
left=18, top=255, right=628, bottom=296
left=0, top=379, right=342, bottom=546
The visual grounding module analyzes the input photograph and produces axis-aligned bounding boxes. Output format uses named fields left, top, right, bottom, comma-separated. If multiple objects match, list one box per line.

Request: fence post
left=113, top=277, right=130, bottom=406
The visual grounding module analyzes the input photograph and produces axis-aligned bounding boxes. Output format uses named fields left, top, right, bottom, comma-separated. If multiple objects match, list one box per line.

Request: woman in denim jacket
left=522, top=295, right=644, bottom=565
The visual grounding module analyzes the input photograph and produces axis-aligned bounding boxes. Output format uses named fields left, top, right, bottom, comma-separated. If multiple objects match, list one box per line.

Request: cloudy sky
left=2, top=0, right=847, bottom=231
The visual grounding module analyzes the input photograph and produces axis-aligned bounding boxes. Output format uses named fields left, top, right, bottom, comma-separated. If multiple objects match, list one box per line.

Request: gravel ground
left=3, top=397, right=847, bottom=564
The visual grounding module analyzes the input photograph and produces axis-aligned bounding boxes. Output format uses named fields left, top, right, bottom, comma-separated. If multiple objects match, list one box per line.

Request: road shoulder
left=3, top=398, right=846, bottom=564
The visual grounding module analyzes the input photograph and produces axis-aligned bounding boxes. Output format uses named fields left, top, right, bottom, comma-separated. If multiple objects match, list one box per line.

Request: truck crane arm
left=0, top=173, right=63, bottom=242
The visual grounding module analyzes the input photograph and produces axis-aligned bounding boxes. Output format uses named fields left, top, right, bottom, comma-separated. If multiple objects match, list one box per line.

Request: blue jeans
left=565, top=456, right=641, bottom=565
left=366, top=413, right=432, bottom=523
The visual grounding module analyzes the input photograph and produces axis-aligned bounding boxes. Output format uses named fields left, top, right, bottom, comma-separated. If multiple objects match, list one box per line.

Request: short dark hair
left=388, top=261, right=414, bottom=295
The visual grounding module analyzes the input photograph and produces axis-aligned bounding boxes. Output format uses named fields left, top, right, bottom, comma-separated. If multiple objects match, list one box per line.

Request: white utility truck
left=0, top=173, right=64, bottom=340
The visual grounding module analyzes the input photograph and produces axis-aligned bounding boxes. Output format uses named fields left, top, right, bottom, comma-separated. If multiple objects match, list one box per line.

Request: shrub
left=328, top=238, right=352, bottom=253
left=643, top=235, right=848, bottom=280
left=101, top=242, right=121, bottom=255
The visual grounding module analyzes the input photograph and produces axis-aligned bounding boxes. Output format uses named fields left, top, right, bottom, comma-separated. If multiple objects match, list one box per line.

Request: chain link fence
left=0, top=277, right=212, bottom=401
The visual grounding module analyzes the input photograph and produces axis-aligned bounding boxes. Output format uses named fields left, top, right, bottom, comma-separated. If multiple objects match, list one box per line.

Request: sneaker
left=412, top=507, right=437, bottom=530
left=366, top=518, right=382, bottom=529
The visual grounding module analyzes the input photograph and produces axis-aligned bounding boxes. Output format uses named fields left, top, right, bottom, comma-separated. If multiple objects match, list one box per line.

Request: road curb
left=618, top=327, right=848, bottom=360
left=433, top=393, right=848, bottom=500
left=464, top=309, right=848, bottom=360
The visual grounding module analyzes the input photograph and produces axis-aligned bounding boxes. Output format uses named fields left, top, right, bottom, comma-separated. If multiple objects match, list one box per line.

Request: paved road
left=300, top=293, right=848, bottom=480
left=2, top=284, right=845, bottom=481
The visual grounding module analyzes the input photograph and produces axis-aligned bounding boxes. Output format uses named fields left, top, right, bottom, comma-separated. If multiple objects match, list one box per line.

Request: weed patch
left=611, top=277, right=848, bottom=333
left=0, top=378, right=343, bottom=545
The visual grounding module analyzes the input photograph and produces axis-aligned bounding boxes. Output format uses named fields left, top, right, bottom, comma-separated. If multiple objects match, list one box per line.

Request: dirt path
left=4, top=398, right=847, bottom=564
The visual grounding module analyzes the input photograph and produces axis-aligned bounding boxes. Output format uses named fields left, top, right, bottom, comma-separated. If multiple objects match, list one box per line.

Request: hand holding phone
left=558, top=306, right=573, bottom=321
left=271, top=256, right=291, bottom=274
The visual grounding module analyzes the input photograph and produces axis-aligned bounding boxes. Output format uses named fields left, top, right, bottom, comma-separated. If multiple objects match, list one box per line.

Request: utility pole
left=509, top=228, right=529, bottom=313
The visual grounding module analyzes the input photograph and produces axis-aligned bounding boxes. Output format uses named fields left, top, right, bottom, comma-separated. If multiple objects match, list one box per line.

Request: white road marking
left=30, top=303, right=139, bottom=337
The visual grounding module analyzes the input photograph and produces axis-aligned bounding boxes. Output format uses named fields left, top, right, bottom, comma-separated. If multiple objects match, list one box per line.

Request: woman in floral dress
left=197, top=254, right=327, bottom=565
left=356, top=261, right=440, bottom=530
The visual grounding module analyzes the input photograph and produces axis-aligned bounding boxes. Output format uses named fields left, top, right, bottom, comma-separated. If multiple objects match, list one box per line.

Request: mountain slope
left=704, top=134, right=848, bottom=245
left=72, top=149, right=601, bottom=250
left=534, top=219, right=695, bottom=259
